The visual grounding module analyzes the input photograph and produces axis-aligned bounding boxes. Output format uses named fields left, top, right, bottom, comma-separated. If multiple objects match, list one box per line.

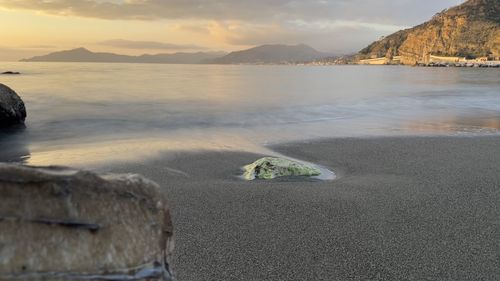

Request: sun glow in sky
left=0, top=0, right=463, bottom=61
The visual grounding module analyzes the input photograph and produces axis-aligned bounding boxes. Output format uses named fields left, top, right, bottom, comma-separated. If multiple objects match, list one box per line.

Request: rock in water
left=243, top=157, right=321, bottom=180
left=0, top=164, right=174, bottom=281
left=0, top=84, right=26, bottom=128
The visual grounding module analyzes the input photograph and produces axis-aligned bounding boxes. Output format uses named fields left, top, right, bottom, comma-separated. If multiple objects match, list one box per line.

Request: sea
left=0, top=62, right=499, bottom=166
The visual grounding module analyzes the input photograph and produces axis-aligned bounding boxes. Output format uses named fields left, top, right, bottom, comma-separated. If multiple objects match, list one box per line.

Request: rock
left=0, top=164, right=174, bottom=281
left=243, top=157, right=321, bottom=180
left=1, top=72, right=20, bottom=75
left=358, top=0, right=500, bottom=64
left=0, top=84, right=26, bottom=128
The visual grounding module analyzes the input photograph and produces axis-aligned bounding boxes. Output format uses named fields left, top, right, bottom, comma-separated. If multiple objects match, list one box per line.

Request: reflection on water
left=405, top=111, right=500, bottom=135
left=26, top=131, right=277, bottom=167
left=0, top=62, right=498, bottom=166
left=0, top=128, right=31, bottom=164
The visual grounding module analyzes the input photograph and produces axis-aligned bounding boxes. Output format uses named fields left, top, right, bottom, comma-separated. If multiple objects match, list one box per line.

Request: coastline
left=105, top=135, right=500, bottom=280
left=0, top=0, right=498, bottom=279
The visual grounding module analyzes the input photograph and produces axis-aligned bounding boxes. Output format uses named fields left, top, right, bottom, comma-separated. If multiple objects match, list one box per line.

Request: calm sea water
left=0, top=62, right=499, bottom=166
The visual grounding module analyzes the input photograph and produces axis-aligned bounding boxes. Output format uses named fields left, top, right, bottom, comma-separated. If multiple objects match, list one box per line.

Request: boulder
left=0, top=84, right=26, bottom=128
left=0, top=164, right=174, bottom=281
left=243, top=157, right=321, bottom=180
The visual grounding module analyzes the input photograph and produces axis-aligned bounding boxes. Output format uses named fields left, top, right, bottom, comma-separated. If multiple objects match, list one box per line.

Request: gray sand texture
left=108, top=136, right=500, bottom=281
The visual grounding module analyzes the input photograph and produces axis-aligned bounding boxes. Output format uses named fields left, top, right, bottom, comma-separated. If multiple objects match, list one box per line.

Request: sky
left=0, top=0, right=464, bottom=61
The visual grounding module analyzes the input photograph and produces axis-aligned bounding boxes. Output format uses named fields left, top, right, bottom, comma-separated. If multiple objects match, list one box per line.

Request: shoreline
left=6, top=60, right=500, bottom=67
left=8, top=129, right=500, bottom=168
left=104, top=135, right=500, bottom=280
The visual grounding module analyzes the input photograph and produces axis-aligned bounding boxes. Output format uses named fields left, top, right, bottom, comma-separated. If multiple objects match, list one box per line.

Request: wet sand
left=107, top=136, right=500, bottom=281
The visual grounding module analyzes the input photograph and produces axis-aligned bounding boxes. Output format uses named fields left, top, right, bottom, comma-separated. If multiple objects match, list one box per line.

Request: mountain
left=21, top=45, right=329, bottom=65
left=211, top=44, right=328, bottom=64
left=358, top=0, right=500, bottom=64
left=21, top=48, right=227, bottom=64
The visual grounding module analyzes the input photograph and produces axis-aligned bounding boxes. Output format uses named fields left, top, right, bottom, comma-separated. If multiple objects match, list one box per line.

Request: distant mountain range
left=357, top=0, right=500, bottom=64
left=211, top=44, right=329, bottom=64
left=20, top=44, right=329, bottom=65
left=21, top=48, right=227, bottom=64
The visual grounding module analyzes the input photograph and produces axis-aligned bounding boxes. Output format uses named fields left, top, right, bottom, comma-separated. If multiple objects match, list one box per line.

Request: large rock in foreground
left=243, top=157, right=321, bottom=180
left=0, top=84, right=26, bottom=128
left=0, top=164, right=174, bottom=281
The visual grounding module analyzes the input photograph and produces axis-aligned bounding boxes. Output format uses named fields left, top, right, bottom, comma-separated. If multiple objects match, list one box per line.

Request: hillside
left=358, top=0, right=500, bottom=64
left=211, top=44, right=328, bottom=64
left=21, top=48, right=227, bottom=64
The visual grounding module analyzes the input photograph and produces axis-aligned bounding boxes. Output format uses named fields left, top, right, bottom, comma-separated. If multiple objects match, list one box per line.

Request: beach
left=106, top=136, right=500, bottom=281
left=1, top=62, right=499, bottom=280
left=0, top=0, right=499, bottom=279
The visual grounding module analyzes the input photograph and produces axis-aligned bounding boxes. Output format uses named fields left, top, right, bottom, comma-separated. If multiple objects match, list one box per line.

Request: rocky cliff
left=358, top=0, right=500, bottom=64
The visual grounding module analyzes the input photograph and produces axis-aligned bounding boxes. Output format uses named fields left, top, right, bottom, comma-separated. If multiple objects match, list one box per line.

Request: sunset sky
left=0, top=0, right=463, bottom=61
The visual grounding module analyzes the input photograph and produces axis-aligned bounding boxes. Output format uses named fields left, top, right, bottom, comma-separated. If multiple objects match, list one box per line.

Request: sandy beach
left=105, top=136, right=500, bottom=281
left=0, top=0, right=498, bottom=280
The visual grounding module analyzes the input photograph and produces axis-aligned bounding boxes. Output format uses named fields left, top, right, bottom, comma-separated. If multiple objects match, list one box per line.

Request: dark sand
left=107, top=136, right=500, bottom=281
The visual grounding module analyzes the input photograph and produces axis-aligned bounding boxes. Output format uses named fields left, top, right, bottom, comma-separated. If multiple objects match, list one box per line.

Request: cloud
left=0, top=46, right=55, bottom=61
left=97, top=39, right=207, bottom=50
left=169, top=23, right=211, bottom=35
left=0, top=0, right=464, bottom=53
left=0, top=0, right=463, bottom=25
left=21, top=44, right=57, bottom=49
left=211, top=20, right=403, bottom=54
